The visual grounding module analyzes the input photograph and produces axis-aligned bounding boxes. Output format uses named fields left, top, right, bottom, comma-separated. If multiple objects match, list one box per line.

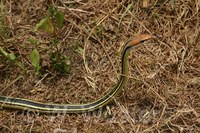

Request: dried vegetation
left=0, top=0, right=199, bottom=132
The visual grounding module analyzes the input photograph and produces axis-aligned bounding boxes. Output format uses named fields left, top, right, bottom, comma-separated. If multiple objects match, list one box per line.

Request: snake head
left=129, top=34, right=153, bottom=47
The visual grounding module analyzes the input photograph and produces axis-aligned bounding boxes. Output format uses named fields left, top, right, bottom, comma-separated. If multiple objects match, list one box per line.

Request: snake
left=0, top=34, right=152, bottom=113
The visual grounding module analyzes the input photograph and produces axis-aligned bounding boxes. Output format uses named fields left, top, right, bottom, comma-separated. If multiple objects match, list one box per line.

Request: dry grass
left=0, top=0, right=200, bottom=132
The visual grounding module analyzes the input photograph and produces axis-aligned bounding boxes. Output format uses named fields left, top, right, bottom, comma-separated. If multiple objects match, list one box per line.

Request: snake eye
left=140, top=40, right=145, bottom=43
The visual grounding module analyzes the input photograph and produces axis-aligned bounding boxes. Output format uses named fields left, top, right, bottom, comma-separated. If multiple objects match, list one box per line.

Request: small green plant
left=33, top=5, right=70, bottom=74
left=49, top=38, right=71, bottom=74
left=35, top=5, right=64, bottom=36
left=0, top=47, right=16, bottom=62
left=29, top=49, right=40, bottom=73
left=0, top=5, right=70, bottom=75
left=50, top=51, right=70, bottom=74
left=0, top=47, right=26, bottom=71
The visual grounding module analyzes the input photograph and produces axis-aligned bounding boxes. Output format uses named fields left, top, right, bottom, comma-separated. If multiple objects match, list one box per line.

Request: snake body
left=0, top=34, right=152, bottom=113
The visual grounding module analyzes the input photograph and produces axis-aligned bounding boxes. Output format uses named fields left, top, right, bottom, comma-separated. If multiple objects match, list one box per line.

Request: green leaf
left=50, top=52, right=70, bottom=74
left=63, top=63, right=70, bottom=73
left=0, top=47, right=8, bottom=57
left=49, top=5, right=57, bottom=15
left=51, top=38, right=59, bottom=46
left=54, top=11, right=64, bottom=28
left=54, top=62, right=70, bottom=74
left=30, top=49, right=40, bottom=72
left=77, top=46, right=84, bottom=55
left=27, top=38, right=38, bottom=45
left=35, top=16, right=54, bottom=34
left=8, top=52, right=16, bottom=61
left=35, top=17, right=48, bottom=30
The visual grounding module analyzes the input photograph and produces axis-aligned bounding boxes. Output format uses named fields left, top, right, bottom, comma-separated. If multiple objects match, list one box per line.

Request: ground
left=0, top=0, right=199, bottom=132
